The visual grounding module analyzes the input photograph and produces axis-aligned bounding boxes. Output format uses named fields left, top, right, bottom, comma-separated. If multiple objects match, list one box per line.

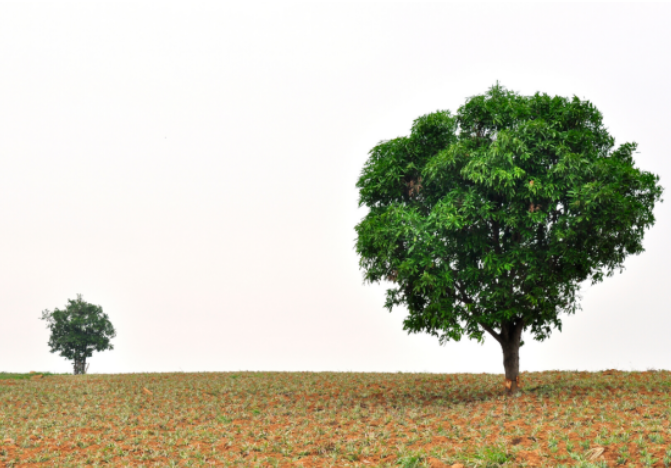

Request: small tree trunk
left=73, top=356, right=87, bottom=375
left=499, top=319, right=524, bottom=394
left=501, top=337, right=521, bottom=394
left=482, top=318, right=524, bottom=395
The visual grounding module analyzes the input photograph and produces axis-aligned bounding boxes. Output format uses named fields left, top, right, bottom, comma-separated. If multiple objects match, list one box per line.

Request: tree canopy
left=40, top=294, right=116, bottom=375
left=355, top=84, right=663, bottom=392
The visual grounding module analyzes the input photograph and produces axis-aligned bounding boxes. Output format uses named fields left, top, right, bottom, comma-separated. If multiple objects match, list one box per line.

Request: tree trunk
left=501, top=334, right=521, bottom=394
left=481, top=318, right=525, bottom=395
left=73, top=356, right=87, bottom=375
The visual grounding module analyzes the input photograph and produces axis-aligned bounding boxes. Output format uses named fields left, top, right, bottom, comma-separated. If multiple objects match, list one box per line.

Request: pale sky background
left=1, top=2, right=669, bottom=375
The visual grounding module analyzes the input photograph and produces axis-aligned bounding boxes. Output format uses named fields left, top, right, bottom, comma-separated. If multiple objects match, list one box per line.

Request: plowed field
left=1, top=370, right=670, bottom=467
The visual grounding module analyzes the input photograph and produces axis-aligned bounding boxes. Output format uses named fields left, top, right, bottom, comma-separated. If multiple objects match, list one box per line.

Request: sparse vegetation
left=1, top=369, right=669, bottom=466
left=0, top=372, right=64, bottom=381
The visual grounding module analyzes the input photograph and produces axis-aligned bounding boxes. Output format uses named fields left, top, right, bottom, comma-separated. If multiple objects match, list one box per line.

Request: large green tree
left=40, top=295, right=116, bottom=375
left=355, top=84, right=663, bottom=393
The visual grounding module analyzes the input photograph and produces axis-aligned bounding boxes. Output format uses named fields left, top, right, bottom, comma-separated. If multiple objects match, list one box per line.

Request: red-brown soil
left=1, top=370, right=669, bottom=467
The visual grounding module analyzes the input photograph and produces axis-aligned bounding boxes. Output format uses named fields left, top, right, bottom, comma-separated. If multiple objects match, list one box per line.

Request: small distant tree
left=40, top=295, right=116, bottom=375
left=355, top=84, right=663, bottom=393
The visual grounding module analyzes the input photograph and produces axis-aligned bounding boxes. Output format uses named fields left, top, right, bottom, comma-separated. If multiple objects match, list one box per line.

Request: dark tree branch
left=480, top=322, right=502, bottom=344
left=455, top=280, right=502, bottom=343
left=492, top=219, right=502, bottom=255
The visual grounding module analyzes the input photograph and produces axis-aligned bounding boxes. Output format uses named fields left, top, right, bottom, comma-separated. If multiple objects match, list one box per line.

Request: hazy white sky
left=1, top=2, right=669, bottom=375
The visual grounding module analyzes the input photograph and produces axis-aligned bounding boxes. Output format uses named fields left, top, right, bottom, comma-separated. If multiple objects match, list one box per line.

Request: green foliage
left=396, top=454, right=424, bottom=467
left=356, top=84, right=663, bottom=345
left=0, top=372, right=63, bottom=380
left=472, top=444, right=511, bottom=466
left=40, top=294, right=116, bottom=373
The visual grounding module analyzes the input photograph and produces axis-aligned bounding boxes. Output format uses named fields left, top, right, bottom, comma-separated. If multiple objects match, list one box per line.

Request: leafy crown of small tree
left=40, top=294, right=116, bottom=363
